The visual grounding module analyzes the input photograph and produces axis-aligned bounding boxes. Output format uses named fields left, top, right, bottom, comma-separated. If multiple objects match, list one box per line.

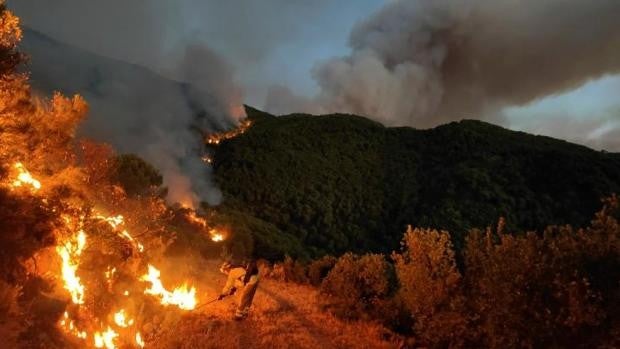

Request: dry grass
left=152, top=260, right=400, bottom=349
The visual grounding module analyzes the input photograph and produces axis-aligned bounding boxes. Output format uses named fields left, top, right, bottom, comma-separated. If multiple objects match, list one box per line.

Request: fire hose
left=195, top=296, right=223, bottom=310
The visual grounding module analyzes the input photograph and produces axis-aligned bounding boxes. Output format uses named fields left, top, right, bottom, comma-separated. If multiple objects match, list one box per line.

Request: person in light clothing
left=217, top=259, right=259, bottom=320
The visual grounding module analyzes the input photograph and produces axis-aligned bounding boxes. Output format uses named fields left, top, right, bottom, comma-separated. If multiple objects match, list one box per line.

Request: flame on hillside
left=10, top=162, right=41, bottom=191
left=185, top=211, right=229, bottom=242
left=206, top=119, right=252, bottom=145
left=141, top=265, right=197, bottom=310
left=3, top=162, right=224, bottom=348
left=0, top=10, right=233, bottom=347
left=57, top=228, right=87, bottom=305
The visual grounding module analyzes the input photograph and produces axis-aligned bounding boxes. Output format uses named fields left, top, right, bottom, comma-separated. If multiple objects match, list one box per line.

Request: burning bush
left=0, top=5, right=230, bottom=347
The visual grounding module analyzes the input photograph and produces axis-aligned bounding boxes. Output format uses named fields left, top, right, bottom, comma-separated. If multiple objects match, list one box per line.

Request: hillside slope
left=152, top=260, right=397, bottom=349
left=211, top=107, right=620, bottom=258
left=20, top=28, right=235, bottom=146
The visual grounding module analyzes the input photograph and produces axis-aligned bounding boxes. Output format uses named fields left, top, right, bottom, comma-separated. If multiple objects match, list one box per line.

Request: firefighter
left=217, top=259, right=259, bottom=320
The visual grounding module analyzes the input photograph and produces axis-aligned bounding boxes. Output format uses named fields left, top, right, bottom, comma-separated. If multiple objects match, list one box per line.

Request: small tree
left=393, top=226, right=467, bottom=347
left=112, top=154, right=163, bottom=197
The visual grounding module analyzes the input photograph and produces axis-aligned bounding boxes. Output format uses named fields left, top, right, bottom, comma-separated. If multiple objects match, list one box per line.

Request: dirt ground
left=151, top=260, right=400, bottom=349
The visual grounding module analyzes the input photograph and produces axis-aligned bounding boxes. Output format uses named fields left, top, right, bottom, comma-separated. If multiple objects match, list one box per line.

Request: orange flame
left=4, top=160, right=206, bottom=346
left=11, top=162, right=41, bottom=191
left=59, top=311, right=87, bottom=340
left=95, top=213, right=145, bottom=252
left=135, top=332, right=145, bottom=348
left=140, top=264, right=197, bottom=310
left=56, top=230, right=87, bottom=304
left=94, top=327, right=119, bottom=349
left=185, top=211, right=227, bottom=242
left=206, top=119, right=252, bottom=145
left=113, top=309, right=134, bottom=328
left=210, top=229, right=225, bottom=242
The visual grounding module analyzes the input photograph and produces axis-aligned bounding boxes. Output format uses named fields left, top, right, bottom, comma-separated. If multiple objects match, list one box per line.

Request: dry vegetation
left=153, top=260, right=398, bottom=349
left=0, top=3, right=619, bottom=348
left=279, top=199, right=620, bottom=348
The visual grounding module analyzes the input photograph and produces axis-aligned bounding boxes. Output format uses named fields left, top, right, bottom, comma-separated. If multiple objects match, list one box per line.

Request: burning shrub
left=320, top=253, right=392, bottom=320
left=0, top=6, right=230, bottom=347
left=0, top=189, right=55, bottom=277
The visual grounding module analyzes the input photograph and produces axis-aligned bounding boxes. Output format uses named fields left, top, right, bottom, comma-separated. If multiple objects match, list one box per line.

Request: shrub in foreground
left=320, top=253, right=392, bottom=320
left=393, top=227, right=467, bottom=347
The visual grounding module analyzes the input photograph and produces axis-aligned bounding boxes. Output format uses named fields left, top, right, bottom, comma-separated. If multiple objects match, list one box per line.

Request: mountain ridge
left=211, top=107, right=620, bottom=259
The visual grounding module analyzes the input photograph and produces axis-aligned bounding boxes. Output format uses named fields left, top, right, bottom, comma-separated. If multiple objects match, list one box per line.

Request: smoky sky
left=306, top=0, right=620, bottom=127
left=20, top=28, right=240, bottom=207
left=10, top=0, right=383, bottom=105
left=10, top=0, right=620, bottom=154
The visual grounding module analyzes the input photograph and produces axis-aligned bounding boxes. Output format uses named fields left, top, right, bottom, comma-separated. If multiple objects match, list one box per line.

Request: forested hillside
left=211, top=107, right=620, bottom=259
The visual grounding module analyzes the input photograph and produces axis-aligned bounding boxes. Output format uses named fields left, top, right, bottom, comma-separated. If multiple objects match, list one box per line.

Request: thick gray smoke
left=21, top=29, right=242, bottom=208
left=302, top=0, right=620, bottom=128
left=9, top=0, right=344, bottom=206
left=11, top=0, right=253, bottom=208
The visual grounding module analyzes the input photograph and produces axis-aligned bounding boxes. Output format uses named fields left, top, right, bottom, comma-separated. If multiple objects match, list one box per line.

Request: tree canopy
left=211, top=107, right=620, bottom=259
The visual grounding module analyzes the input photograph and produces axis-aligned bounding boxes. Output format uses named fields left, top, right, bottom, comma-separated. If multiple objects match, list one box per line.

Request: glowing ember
left=140, top=264, right=197, bottom=310
left=210, top=230, right=225, bottom=242
left=113, top=309, right=134, bottom=328
left=206, top=119, right=252, bottom=145
left=105, top=266, right=116, bottom=280
left=135, top=333, right=145, bottom=348
left=59, top=311, right=87, bottom=339
left=201, top=155, right=213, bottom=164
left=94, top=327, right=119, bottom=349
left=120, top=230, right=145, bottom=252
left=96, top=214, right=124, bottom=229
left=11, top=162, right=41, bottom=190
left=95, top=213, right=145, bottom=252
left=56, top=230, right=87, bottom=304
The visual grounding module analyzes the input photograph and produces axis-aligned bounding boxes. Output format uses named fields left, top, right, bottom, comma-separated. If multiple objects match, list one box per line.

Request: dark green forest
left=209, top=107, right=620, bottom=260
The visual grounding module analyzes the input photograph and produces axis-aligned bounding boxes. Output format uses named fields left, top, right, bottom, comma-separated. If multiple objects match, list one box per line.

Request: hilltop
left=211, top=107, right=620, bottom=259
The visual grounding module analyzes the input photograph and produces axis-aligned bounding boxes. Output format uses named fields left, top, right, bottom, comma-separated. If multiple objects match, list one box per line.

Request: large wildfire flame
left=4, top=162, right=225, bottom=348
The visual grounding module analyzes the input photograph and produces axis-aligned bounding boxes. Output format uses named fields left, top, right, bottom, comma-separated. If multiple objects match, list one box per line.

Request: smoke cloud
left=21, top=28, right=242, bottom=208
left=299, top=0, right=620, bottom=128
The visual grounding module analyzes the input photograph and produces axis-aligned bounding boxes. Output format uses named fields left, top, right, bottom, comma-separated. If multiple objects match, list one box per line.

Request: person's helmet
left=219, top=261, right=232, bottom=274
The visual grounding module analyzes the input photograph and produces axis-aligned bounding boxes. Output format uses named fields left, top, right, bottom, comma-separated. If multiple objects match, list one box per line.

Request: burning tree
left=0, top=4, right=227, bottom=348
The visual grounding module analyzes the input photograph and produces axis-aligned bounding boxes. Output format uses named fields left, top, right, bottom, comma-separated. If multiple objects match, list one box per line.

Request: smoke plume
left=306, top=0, right=620, bottom=127
left=21, top=28, right=242, bottom=208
